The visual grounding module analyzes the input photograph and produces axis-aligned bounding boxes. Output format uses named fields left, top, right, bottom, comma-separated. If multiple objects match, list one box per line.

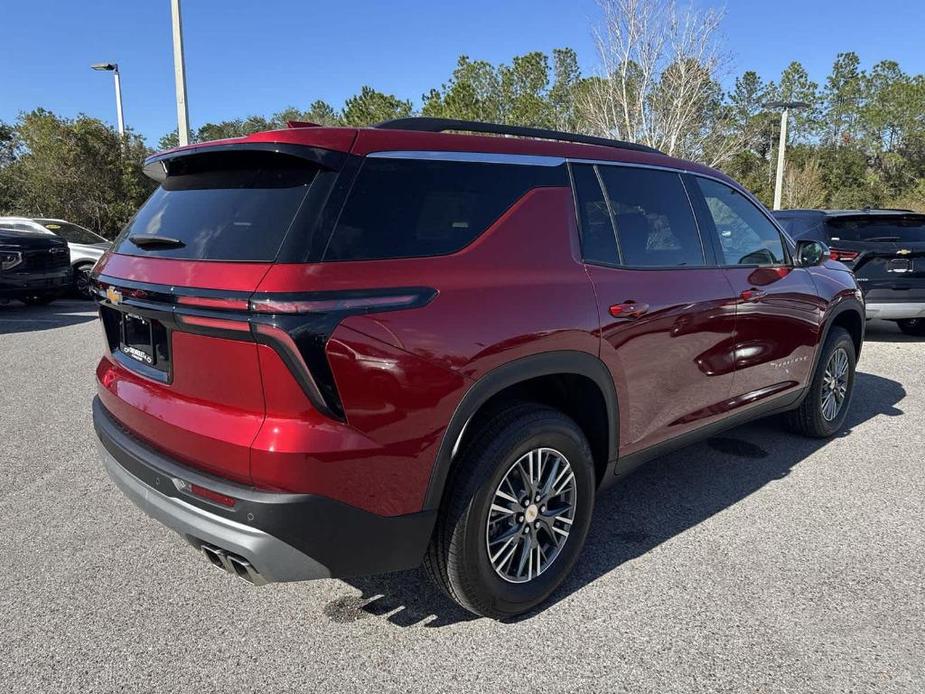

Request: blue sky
left=2, top=0, right=924, bottom=145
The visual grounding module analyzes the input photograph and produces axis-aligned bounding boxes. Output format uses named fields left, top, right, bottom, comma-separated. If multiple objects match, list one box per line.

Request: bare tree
left=782, top=157, right=827, bottom=209
left=580, top=0, right=734, bottom=165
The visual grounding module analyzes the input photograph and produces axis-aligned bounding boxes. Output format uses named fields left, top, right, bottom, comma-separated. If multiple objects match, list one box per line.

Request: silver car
left=0, top=217, right=111, bottom=298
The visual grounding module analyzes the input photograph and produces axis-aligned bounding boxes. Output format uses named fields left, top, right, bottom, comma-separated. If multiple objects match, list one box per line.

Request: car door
left=571, top=163, right=738, bottom=457
left=685, top=175, right=825, bottom=406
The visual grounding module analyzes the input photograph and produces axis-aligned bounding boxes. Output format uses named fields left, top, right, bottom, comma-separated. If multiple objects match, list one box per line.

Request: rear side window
left=826, top=217, right=925, bottom=243
left=116, top=151, right=319, bottom=261
left=571, top=164, right=618, bottom=265
left=323, top=158, right=566, bottom=261
left=694, top=178, right=787, bottom=266
left=597, top=166, right=706, bottom=267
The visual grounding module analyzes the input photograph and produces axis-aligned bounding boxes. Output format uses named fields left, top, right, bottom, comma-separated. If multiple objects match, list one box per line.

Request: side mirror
left=796, top=239, right=828, bottom=267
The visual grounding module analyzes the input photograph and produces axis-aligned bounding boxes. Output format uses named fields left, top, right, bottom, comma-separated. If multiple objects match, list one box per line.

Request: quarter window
left=694, top=178, right=786, bottom=266
left=597, top=166, right=706, bottom=267
left=324, top=158, right=566, bottom=261
left=571, top=164, right=618, bottom=265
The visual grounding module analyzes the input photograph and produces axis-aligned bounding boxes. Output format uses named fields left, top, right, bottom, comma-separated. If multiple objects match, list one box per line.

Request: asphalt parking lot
left=1, top=299, right=923, bottom=693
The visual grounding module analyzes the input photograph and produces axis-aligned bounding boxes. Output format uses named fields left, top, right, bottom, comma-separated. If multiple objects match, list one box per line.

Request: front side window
left=597, top=166, right=706, bottom=267
left=695, top=178, right=787, bottom=266
left=324, top=157, right=565, bottom=261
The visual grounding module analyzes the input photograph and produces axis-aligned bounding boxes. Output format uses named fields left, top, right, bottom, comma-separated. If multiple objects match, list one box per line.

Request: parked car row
left=772, top=208, right=925, bottom=336
left=0, top=217, right=111, bottom=303
left=0, top=227, right=73, bottom=305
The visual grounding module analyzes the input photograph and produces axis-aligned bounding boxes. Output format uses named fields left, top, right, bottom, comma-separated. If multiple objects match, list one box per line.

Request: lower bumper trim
left=100, top=442, right=331, bottom=582
left=866, top=302, right=925, bottom=320
left=93, top=396, right=437, bottom=582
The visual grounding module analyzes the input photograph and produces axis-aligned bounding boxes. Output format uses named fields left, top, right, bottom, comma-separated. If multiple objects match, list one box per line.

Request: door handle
left=740, top=288, right=766, bottom=302
left=609, top=301, right=649, bottom=318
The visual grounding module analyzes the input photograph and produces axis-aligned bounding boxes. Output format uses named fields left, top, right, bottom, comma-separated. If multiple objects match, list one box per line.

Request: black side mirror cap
left=796, top=239, right=829, bottom=267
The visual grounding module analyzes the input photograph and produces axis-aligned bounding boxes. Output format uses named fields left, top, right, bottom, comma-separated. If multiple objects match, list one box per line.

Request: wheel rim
left=821, top=347, right=850, bottom=421
left=485, top=447, right=577, bottom=584
left=76, top=268, right=92, bottom=297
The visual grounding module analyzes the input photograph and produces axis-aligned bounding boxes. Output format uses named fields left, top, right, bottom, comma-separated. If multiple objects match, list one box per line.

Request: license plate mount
left=120, top=313, right=157, bottom=366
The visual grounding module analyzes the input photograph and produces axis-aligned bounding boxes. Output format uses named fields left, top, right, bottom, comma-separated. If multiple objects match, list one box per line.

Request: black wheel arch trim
left=816, top=297, right=865, bottom=366
left=422, top=350, right=619, bottom=511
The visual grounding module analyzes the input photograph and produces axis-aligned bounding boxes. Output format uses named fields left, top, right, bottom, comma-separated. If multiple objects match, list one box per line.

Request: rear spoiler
left=142, top=142, right=347, bottom=183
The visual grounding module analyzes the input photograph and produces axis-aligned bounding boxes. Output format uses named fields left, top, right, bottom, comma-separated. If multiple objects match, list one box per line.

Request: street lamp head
left=91, top=62, right=118, bottom=72
left=764, top=100, right=810, bottom=110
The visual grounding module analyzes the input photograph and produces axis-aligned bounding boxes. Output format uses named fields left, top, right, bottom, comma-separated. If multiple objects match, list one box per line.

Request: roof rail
left=374, top=117, right=662, bottom=155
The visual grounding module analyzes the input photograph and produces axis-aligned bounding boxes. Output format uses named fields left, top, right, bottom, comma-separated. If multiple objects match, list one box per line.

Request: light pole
left=170, top=0, right=191, bottom=146
left=765, top=100, right=809, bottom=210
left=90, top=62, right=125, bottom=138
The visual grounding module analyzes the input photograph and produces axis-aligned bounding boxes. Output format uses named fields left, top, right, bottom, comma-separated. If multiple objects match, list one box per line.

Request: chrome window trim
left=367, top=150, right=566, bottom=167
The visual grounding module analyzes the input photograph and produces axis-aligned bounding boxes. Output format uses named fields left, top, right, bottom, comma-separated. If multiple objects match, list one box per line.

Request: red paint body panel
left=96, top=331, right=266, bottom=484
left=723, top=266, right=826, bottom=401
left=247, top=328, right=467, bottom=515
left=588, top=265, right=738, bottom=455
left=96, top=253, right=273, bottom=292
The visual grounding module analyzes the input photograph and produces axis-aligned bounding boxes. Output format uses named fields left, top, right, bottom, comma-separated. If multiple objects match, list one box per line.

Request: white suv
left=0, top=217, right=111, bottom=298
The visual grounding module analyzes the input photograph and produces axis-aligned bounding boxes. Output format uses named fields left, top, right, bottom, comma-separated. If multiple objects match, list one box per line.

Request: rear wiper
left=864, top=236, right=901, bottom=242
left=129, top=234, right=186, bottom=249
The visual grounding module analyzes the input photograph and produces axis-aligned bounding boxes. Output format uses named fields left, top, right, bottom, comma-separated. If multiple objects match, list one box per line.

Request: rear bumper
left=865, top=302, right=925, bottom=320
left=93, top=397, right=436, bottom=583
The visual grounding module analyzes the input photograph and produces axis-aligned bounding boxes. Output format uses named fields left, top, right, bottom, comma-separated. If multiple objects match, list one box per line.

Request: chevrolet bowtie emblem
left=106, top=286, right=123, bottom=305
left=897, top=249, right=912, bottom=255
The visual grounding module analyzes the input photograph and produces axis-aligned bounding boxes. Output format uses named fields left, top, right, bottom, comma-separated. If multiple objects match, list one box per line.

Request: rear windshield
left=826, top=217, right=925, bottom=243
left=322, top=157, right=566, bottom=261
left=115, top=151, right=318, bottom=261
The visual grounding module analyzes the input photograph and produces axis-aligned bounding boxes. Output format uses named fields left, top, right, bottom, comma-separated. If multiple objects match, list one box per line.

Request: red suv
left=92, top=118, right=864, bottom=618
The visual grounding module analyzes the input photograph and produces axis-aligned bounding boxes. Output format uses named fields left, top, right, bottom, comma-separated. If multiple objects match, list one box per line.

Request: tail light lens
left=830, top=248, right=859, bottom=262
left=248, top=290, right=433, bottom=315
left=174, top=477, right=237, bottom=508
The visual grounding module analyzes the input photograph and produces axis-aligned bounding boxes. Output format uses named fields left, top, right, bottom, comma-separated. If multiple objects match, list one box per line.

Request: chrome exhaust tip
left=200, top=543, right=268, bottom=586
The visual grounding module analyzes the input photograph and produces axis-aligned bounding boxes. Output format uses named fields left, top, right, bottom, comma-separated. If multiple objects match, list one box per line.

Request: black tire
left=896, top=318, right=925, bottom=337
left=424, top=403, right=596, bottom=619
left=784, top=326, right=856, bottom=438
left=20, top=294, right=56, bottom=306
left=73, top=263, right=94, bottom=300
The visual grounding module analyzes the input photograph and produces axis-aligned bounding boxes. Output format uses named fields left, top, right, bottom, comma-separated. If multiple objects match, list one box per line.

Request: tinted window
left=597, top=166, right=705, bottom=267
left=38, top=221, right=106, bottom=244
left=826, top=217, right=925, bottom=243
left=572, top=164, right=618, bottom=265
left=4, top=222, right=45, bottom=234
left=695, top=178, right=786, bottom=266
left=324, top=158, right=565, bottom=261
left=115, top=151, right=318, bottom=261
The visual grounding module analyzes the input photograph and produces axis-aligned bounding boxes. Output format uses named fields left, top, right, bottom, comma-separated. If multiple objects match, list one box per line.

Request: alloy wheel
left=485, top=447, right=577, bottom=584
left=821, top=347, right=850, bottom=421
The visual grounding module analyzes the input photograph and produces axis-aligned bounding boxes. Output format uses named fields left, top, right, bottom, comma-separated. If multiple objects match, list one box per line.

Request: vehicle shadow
left=325, top=370, right=905, bottom=627
left=863, top=319, right=923, bottom=343
left=0, top=299, right=96, bottom=335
